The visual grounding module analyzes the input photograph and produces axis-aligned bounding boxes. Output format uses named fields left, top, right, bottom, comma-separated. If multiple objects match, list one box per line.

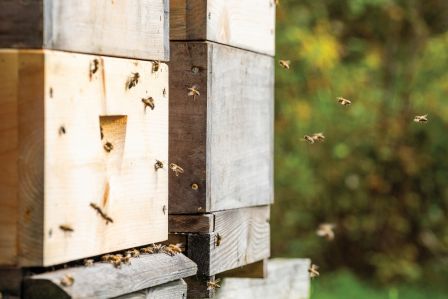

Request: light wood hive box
left=0, top=49, right=169, bottom=267
left=0, top=0, right=169, bottom=61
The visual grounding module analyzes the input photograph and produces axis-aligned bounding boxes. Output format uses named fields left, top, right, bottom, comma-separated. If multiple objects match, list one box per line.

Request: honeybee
left=187, top=85, right=200, bottom=100
left=58, top=126, right=66, bottom=135
left=89, top=59, right=99, bottom=80
left=140, top=246, right=155, bottom=254
left=121, top=254, right=131, bottom=265
left=103, top=142, right=114, bottom=153
left=154, top=160, right=164, bottom=171
left=60, top=274, right=74, bottom=287
left=164, top=243, right=184, bottom=256
left=207, top=278, right=221, bottom=291
left=337, top=97, right=352, bottom=106
left=312, top=132, right=325, bottom=142
left=101, top=254, right=113, bottom=262
left=142, top=97, right=155, bottom=111
left=316, top=223, right=336, bottom=241
left=84, top=259, right=94, bottom=267
left=215, top=234, right=222, bottom=247
left=152, top=244, right=166, bottom=253
left=59, top=224, right=74, bottom=232
left=126, top=249, right=140, bottom=258
left=414, top=114, right=428, bottom=123
left=302, top=135, right=315, bottom=144
left=309, top=264, right=320, bottom=278
left=152, top=61, right=160, bottom=73
left=169, top=163, right=184, bottom=176
left=279, top=60, right=290, bottom=70
left=126, top=72, right=140, bottom=90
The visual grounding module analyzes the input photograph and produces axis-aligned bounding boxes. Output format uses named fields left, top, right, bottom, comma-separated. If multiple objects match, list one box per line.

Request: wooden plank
left=0, top=49, right=169, bottom=267
left=170, top=0, right=276, bottom=56
left=0, top=51, right=20, bottom=266
left=216, top=259, right=311, bottom=299
left=0, top=0, right=169, bottom=61
left=0, top=268, right=28, bottom=297
left=169, top=214, right=214, bottom=233
left=217, top=259, right=266, bottom=279
left=0, top=0, right=43, bottom=48
left=169, top=42, right=274, bottom=214
left=185, top=275, right=215, bottom=299
left=187, top=206, right=270, bottom=276
left=114, top=279, right=187, bottom=299
left=23, top=253, right=197, bottom=299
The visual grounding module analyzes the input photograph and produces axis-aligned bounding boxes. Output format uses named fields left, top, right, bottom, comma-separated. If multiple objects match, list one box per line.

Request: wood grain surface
left=170, top=0, right=276, bottom=56
left=169, top=42, right=274, bottom=214
left=0, top=50, right=169, bottom=266
left=23, top=253, right=196, bottom=299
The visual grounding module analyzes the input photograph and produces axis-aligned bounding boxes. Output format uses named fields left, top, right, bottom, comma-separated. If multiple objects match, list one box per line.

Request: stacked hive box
left=0, top=1, right=196, bottom=298
left=169, top=0, right=276, bottom=297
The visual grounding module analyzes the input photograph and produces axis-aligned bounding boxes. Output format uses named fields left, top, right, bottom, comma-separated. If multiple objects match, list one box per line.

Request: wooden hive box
left=169, top=206, right=270, bottom=276
left=0, top=49, right=169, bottom=267
left=0, top=0, right=169, bottom=61
left=170, top=0, right=276, bottom=56
left=169, top=42, right=274, bottom=214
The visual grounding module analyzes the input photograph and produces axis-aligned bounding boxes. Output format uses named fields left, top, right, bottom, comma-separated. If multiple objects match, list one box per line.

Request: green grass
left=310, top=270, right=448, bottom=299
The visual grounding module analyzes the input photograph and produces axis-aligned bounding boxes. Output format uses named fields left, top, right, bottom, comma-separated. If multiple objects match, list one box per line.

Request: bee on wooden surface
left=152, top=61, right=160, bottom=73
left=142, top=97, right=155, bottom=111
left=103, top=142, right=114, bottom=153
left=302, top=135, right=315, bottom=144
left=279, top=60, right=290, bottom=70
left=207, top=278, right=221, bottom=291
left=59, top=224, right=74, bottom=232
left=140, top=246, right=155, bottom=254
left=164, top=243, right=184, bottom=256
left=89, top=59, right=99, bottom=80
left=126, top=249, right=140, bottom=258
left=187, top=85, right=200, bottom=100
left=126, top=72, right=140, bottom=90
left=215, top=234, right=222, bottom=247
left=58, top=126, right=66, bottom=136
left=414, top=114, right=428, bottom=123
left=60, top=274, right=74, bottom=287
left=169, top=163, right=184, bottom=176
left=152, top=244, right=166, bottom=253
left=121, top=254, right=131, bottom=265
left=84, top=259, right=94, bottom=267
left=101, top=254, right=113, bottom=262
left=154, top=160, right=164, bottom=171
left=311, top=132, right=325, bottom=143
left=337, top=97, right=352, bottom=106
left=316, top=223, right=336, bottom=241
left=309, top=264, right=320, bottom=279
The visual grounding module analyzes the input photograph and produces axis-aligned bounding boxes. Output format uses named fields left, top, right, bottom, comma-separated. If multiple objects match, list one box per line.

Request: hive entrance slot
left=99, top=115, right=128, bottom=175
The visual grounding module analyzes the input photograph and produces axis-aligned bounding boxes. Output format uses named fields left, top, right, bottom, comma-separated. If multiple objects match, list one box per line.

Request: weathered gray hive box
left=0, top=0, right=169, bottom=60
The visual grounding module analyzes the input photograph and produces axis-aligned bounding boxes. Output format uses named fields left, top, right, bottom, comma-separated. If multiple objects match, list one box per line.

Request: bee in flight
left=142, top=97, right=155, bottom=111
left=207, top=278, right=221, bottom=291
left=187, top=85, right=200, bottom=100
left=169, top=163, right=184, bottom=176
left=316, top=223, right=336, bottom=241
left=414, top=114, right=428, bottom=123
left=337, top=97, right=352, bottom=106
left=279, top=60, right=290, bottom=70
left=309, top=264, right=320, bottom=278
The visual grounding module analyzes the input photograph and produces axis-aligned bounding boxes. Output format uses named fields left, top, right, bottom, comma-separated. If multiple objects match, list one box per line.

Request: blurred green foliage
left=311, top=270, right=448, bottom=299
left=272, top=0, right=448, bottom=283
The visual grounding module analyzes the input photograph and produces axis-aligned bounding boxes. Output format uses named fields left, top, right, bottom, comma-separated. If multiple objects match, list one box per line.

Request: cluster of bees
left=279, top=54, right=429, bottom=279
left=58, top=243, right=184, bottom=287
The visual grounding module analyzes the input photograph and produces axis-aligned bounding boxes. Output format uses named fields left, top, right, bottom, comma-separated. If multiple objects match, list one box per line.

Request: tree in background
left=273, top=0, right=448, bottom=284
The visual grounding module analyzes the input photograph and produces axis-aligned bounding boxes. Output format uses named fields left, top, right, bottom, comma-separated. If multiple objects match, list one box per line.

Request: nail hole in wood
left=191, top=183, right=199, bottom=190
